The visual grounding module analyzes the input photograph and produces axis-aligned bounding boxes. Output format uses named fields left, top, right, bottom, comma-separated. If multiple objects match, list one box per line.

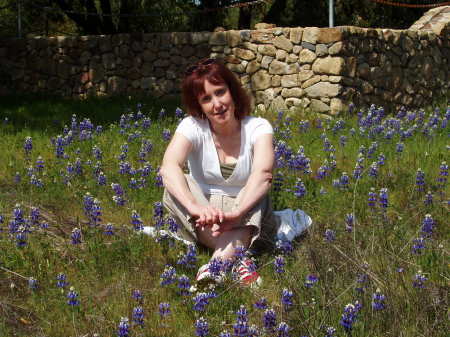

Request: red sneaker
left=232, top=257, right=262, bottom=287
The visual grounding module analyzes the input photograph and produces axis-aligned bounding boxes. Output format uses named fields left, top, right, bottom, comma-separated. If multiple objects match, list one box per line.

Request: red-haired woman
left=160, top=58, right=277, bottom=286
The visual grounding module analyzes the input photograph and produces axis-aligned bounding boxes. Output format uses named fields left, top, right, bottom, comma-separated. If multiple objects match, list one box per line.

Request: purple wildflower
left=28, top=277, right=38, bottom=290
left=56, top=273, right=68, bottom=288
left=195, top=317, right=209, bottom=337
left=254, top=297, right=267, bottom=310
left=160, top=265, right=177, bottom=286
left=276, top=240, right=293, bottom=255
left=372, top=289, right=386, bottom=310
left=131, top=210, right=143, bottom=231
left=293, top=178, right=306, bottom=198
left=24, top=137, right=32, bottom=156
left=263, top=308, right=277, bottom=331
left=132, top=289, right=143, bottom=302
left=339, top=301, right=361, bottom=332
left=281, top=288, right=293, bottom=311
left=304, top=274, right=318, bottom=288
left=368, top=188, right=377, bottom=209
left=277, top=322, right=290, bottom=337
left=274, top=255, right=285, bottom=274
left=67, top=287, right=80, bottom=306
left=159, top=302, right=170, bottom=317
left=117, top=317, right=130, bottom=337
left=178, top=275, right=191, bottom=296
left=421, top=214, right=434, bottom=236
left=415, top=168, right=425, bottom=192
left=104, top=223, right=114, bottom=235
left=379, top=188, right=388, bottom=209
left=132, top=306, right=144, bottom=326
left=413, top=271, right=427, bottom=288
left=424, top=191, right=433, bottom=206
left=71, top=228, right=81, bottom=244
left=324, top=229, right=336, bottom=242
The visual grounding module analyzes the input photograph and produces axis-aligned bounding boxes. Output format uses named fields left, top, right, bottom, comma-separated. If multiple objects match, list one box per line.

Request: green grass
left=0, top=96, right=448, bottom=337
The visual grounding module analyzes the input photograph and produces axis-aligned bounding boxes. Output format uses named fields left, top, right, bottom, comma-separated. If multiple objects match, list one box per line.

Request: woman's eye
left=201, top=96, right=211, bottom=103
left=217, top=89, right=226, bottom=95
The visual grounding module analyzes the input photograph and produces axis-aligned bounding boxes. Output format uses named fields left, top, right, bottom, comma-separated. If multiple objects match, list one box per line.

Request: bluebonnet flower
left=415, top=168, right=425, bottom=192
left=142, top=117, right=151, bottom=129
left=281, top=288, right=293, bottom=311
left=131, top=210, right=143, bottom=231
left=15, top=227, right=28, bottom=247
left=323, top=138, right=334, bottom=152
left=324, top=229, right=336, bottom=242
left=27, top=165, right=34, bottom=177
left=412, top=237, right=426, bottom=254
left=371, top=289, right=386, bottom=310
left=153, top=201, right=164, bottom=218
left=104, top=223, right=114, bottom=235
left=159, top=302, right=170, bottom=317
left=74, top=158, right=83, bottom=175
left=293, top=178, right=306, bottom=198
left=162, top=129, right=171, bottom=141
left=117, top=317, right=130, bottom=337
left=177, top=275, right=191, bottom=296
left=177, top=244, right=197, bottom=268
left=304, top=274, right=318, bottom=288
left=117, top=152, right=127, bottom=161
left=30, top=207, right=40, bottom=225
left=132, top=289, right=143, bottom=302
left=413, top=271, right=427, bottom=288
left=175, top=107, right=184, bottom=119
left=193, top=292, right=211, bottom=312
left=155, top=168, right=164, bottom=187
left=165, top=217, right=178, bottom=233
left=160, top=265, right=177, bottom=286
left=316, top=162, right=330, bottom=180
left=339, top=301, right=361, bottom=332
left=315, top=118, right=323, bottom=129
left=358, top=145, right=366, bottom=156
left=208, top=258, right=224, bottom=278
left=368, top=188, right=377, bottom=209
left=324, top=326, right=336, bottom=337
left=277, top=322, right=290, bottom=337
left=24, top=137, right=33, bottom=156
left=132, top=306, right=144, bottom=326
left=195, top=317, right=209, bottom=337
left=339, top=172, right=350, bottom=189
left=96, top=125, right=103, bottom=133
left=377, top=153, right=386, bottom=166
left=379, top=188, right=388, bottom=209
left=421, top=214, right=434, bottom=236
left=30, top=175, right=44, bottom=188
left=345, top=213, right=355, bottom=233
left=113, top=195, right=127, bottom=206
left=56, top=273, right=68, bottom=288
left=119, top=161, right=132, bottom=175
left=92, top=161, right=101, bottom=177
left=274, top=255, right=285, bottom=274
left=97, top=172, right=107, bottom=186
left=273, top=171, right=284, bottom=192
left=35, top=156, right=44, bottom=172
left=92, top=145, right=102, bottom=160
left=368, top=162, right=378, bottom=178
left=28, top=277, right=38, bottom=290
left=396, top=142, right=404, bottom=154
left=367, top=142, right=378, bottom=158
left=129, top=178, right=139, bottom=189
left=437, top=161, right=448, bottom=188
left=219, top=331, right=231, bottom=337
left=276, top=240, right=293, bottom=255
left=263, top=308, right=277, bottom=331
left=254, top=297, right=267, bottom=310
left=14, top=172, right=21, bottom=184
left=424, top=191, right=433, bottom=206
left=353, top=160, right=364, bottom=180
left=71, top=228, right=81, bottom=244
left=355, top=273, right=368, bottom=293
left=67, top=287, right=80, bottom=306
left=339, top=135, right=347, bottom=147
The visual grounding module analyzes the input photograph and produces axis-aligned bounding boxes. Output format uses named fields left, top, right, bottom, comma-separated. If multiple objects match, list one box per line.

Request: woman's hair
left=181, top=58, right=252, bottom=120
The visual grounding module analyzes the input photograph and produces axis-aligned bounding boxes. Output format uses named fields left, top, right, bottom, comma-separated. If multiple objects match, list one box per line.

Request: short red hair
left=181, top=59, right=252, bottom=120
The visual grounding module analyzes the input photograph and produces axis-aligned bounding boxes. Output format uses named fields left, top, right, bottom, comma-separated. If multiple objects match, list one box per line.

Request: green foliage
left=0, top=95, right=448, bottom=336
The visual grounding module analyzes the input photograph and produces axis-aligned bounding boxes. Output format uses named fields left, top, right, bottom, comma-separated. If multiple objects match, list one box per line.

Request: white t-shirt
left=175, top=116, right=273, bottom=196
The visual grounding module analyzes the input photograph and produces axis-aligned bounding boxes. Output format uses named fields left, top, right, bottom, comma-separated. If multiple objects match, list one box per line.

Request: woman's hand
left=190, top=204, right=224, bottom=229
left=210, top=210, right=243, bottom=237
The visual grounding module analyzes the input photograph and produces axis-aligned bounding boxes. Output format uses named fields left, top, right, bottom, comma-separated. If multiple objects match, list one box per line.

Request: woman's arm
left=212, top=133, right=274, bottom=236
left=160, top=132, right=223, bottom=226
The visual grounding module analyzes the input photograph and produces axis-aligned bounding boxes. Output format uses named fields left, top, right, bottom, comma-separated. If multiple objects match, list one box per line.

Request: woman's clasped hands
left=189, top=204, right=243, bottom=237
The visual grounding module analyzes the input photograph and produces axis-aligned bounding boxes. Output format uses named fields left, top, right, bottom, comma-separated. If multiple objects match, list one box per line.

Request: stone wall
left=0, top=8, right=449, bottom=114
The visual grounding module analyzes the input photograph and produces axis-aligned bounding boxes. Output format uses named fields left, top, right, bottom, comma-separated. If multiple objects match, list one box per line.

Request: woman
left=160, top=58, right=277, bottom=286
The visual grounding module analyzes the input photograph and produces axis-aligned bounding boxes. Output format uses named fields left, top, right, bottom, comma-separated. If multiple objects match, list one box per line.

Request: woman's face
left=197, top=79, right=236, bottom=125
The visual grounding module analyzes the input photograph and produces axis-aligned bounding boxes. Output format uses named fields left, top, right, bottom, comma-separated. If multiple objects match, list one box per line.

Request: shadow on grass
left=0, top=93, right=183, bottom=132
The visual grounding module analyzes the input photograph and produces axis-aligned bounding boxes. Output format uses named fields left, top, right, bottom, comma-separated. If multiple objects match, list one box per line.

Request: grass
left=0, top=95, right=448, bottom=337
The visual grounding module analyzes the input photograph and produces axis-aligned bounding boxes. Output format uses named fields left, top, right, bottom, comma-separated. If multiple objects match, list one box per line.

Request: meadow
left=0, top=95, right=448, bottom=337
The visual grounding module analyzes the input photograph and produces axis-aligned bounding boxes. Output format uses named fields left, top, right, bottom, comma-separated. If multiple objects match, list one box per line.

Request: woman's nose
left=212, top=96, right=222, bottom=110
